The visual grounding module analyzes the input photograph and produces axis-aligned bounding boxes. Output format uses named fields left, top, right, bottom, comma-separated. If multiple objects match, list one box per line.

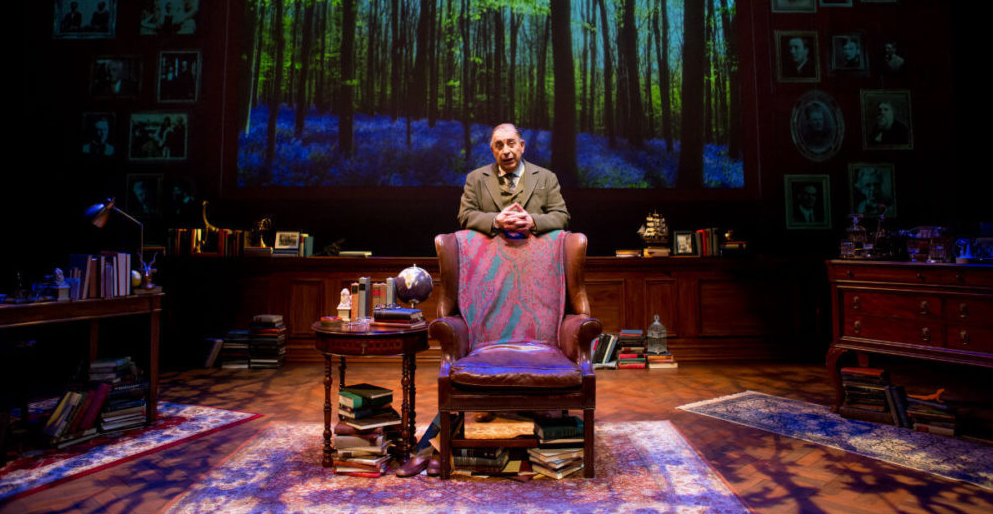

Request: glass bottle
left=842, top=214, right=868, bottom=258
left=872, top=214, right=891, bottom=260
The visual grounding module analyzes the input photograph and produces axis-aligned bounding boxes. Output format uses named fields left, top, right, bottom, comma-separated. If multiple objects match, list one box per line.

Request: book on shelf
left=339, top=250, right=372, bottom=257
left=617, top=361, right=647, bottom=369
left=372, top=308, right=424, bottom=321
left=534, top=416, right=583, bottom=440
left=592, top=361, right=618, bottom=370
left=647, top=361, right=678, bottom=369
left=204, top=337, right=224, bottom=368
left=369, top=320, right=427, bottom=330
left=527, top=447, right=583, bottom=463
left=913, top=422, right=955, bottom=436
left=338, top=404, right=394, bottom=420
left=838, top=404, right=894, bottom=425
left=77, top=382, right=112, bottom=432
left=53, top=427, right=100, bottom=449
left=615, top=249, right=641, bottom=258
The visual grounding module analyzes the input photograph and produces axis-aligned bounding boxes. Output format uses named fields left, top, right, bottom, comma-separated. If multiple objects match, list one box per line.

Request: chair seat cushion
left=449, top=342, right=582, bottom=389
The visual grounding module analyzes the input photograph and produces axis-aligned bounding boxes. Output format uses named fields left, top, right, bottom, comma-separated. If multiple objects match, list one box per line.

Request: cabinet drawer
left=833, top=265, right=945, bottom=285
left=842, top=291, right=942, bottom=319
left=946, top=326, right=993, bottom=354
left=944, top=297, right=993, bottom=323
left=843, top=315, right=941, bottom=347
left=945, top=268, right=993, bottom=288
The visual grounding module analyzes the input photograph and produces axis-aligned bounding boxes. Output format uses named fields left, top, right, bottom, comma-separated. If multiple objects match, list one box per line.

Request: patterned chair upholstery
left=430, top=230, right=601, bottom=479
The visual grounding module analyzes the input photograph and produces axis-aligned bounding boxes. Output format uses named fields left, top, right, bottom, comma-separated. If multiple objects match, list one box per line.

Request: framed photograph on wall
left=53, top=0, right=116, bottom=39
left=157, top=51, right=201, bottom=102
left=129, top=112, right=188, bottom=161
left=881, top=40, right=906, bottom=74
left=790, top=90, right=844, bottom=162
left=775, top=31, right=820, bottom=83
left=140, top=0, right=199, bottom=35
left=830, top=33, right=868, bottom=73
left=848, top=163, right=897, bottom=218
left=274, top=231, right=301, bottom=250
left=91, top=56, right=140, bottom=98
left=81, top=112, right=116, bottom=157
left=672, top=231, right=698, bottom=256
left=126, top=173, right=163, bottom=217
left=861, top=90, right=913, bottom=150
left=785, top=175, right=832, bottom=230
left=772, top=0, right=816, bottom=13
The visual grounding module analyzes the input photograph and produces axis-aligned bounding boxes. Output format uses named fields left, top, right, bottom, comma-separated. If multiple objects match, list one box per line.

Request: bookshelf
left=0, top=294, right=164, bottom=422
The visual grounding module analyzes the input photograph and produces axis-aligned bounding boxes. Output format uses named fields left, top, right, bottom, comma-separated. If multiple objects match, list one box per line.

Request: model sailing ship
left=637, top=211, right=670, bottom=257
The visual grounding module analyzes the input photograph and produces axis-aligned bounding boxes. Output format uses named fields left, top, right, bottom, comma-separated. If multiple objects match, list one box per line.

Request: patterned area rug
left=0, top=402, right=260, bottom=502
left=677, top=390, right=993, bottom=490
left=162, top=420, right=750, bottom=514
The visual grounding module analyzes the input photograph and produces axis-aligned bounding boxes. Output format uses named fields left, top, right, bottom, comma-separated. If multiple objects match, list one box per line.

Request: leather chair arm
left=429, top=316, right=471, bottom=361
left=559, top=314, right=602, bottom=364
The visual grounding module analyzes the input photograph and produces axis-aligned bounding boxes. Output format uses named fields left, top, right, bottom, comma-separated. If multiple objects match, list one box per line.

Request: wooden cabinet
left=825, top=260, right=993, bottom=410
left=161, top=255, right=823, bottom=366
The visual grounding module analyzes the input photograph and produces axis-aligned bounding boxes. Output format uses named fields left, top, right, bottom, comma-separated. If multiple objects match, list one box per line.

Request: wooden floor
left=3, top=361, right=992, bottom=514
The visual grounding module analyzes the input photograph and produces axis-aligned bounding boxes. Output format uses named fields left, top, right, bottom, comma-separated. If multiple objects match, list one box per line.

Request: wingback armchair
left=430, top=230, right=602, bottom=479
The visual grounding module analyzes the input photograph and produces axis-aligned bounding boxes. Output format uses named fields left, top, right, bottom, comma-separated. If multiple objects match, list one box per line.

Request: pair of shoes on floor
left=395, top=453, right=441, bottom=477
left=473, top=412, right=496, bottom=422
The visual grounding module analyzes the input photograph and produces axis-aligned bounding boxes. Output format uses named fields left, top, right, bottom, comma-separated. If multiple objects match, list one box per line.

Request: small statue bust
left=337, top=288, right=351, bottom=321
left=53, top=268, right=67, bottom=287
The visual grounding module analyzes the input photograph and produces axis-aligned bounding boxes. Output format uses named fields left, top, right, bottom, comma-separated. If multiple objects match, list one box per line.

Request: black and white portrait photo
left=126, top=174, right=163, bottom=217
left=771, top=0, right=816, bottom=13
left=140, top=0, right=199, bottom=36
left=790, top=91, right=844, bottom=162
left=775, top=31, right=819, bottom=83
left=848, top=163, right=897, bottom=218
left=831, top=33, right=868, bottom=73
left=861, top=90, right=913, bottom=150
left=129, top=112, right=188, bottom=161
left=82, top=112, right=116, bottom=157
left=91, top=56, right=140, bottom=97
left=158, top=51, right=201, bottom=102
left=785, top=175, right=831, bottom=230
left=53, top=0, right=116, bottom=39
left=882, top=40, right=906, bottom=73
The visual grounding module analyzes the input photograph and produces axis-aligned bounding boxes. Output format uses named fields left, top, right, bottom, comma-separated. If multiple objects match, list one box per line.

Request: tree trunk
left=242, top=0, right=262, bottom=133
left=294, top=0, right=315, bottom=138
left=390, top=0, right=402, bottom=120
left=550, top=0, right=577, bottom=187
left=315, top=1, right=329, bottom=112
left=720, top=0, right=742, bottom=159
left=509, top=10, right=520, bottom=123
left=596, top=0, right=614, bottom=145
left=586, top=0, right=596, bottom=133
left=265, top=0, right=285, bottom=173
left=428, top=0, right=439, bottom=126
left=643, top=21, right=653, bottom=137
left=620, top=0, right=642, bottom=146
left=340, top=0, right=356, bottom=156
left=460, top=0, right=471, bottom=159
left=704, top=0, right=714, bottom=143
left=534, top=16, right=550, bottom=129
left=677, top=0, right=705, bottom=188
left=443, top=0, right=454, bottom=120
left=288, top=1, right=301, bottom=106
left=409, top=0, right=431, bottom=121
left=655, top=0, right=673, bottom=152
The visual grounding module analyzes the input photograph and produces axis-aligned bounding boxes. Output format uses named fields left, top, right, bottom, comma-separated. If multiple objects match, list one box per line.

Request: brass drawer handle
left=921, top=327, right=931, bottom=342
left=960, top=330, right=971, bottom=346
left=853, top=320, right=862, bottom=334
left=846, top=270, right=854, bottom=278
left=959, top=303, right=969, bottom=318
left=917, top=272, right=925, bottom=281
left=955, top=273, right=964, bottom=282
left=919, top=300, right=930, bottom=316
left=852, top=296, right=861, bottom=310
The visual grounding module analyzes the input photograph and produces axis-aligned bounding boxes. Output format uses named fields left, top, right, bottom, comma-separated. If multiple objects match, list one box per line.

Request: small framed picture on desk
left=672, top=231, right=698, bottom=256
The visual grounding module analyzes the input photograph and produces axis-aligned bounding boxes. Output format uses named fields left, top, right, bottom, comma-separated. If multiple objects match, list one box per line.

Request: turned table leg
left=322, top=355, right=334, bottom=467
left=826, top=346, right=849, bottom=413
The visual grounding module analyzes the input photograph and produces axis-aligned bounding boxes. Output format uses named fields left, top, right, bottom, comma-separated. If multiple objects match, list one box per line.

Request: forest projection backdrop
left=236, top=0, right=743, bottom=189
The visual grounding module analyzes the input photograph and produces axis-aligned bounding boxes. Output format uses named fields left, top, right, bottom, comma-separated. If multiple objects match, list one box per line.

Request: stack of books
left=333, top=383, right=401, bottom=476
left=88, top=356, right=138, bottom=383
left=370, top=308, right=426, bottom=330
left=616, top=329, right=647, bottom=369
left=452, top=447, right=511, bottom=476
left=332, top=421, right=394, bottom=477
left=530, top=416, right=584, bottom=479
left=100, top=380, right=149, bottom=432
left=907, top=397, right=957, bottom=436
left=221, top=329, right=250, bottom=369
left=647, top=352, right=677, bottom=369
left=249, top=314, right=287, bottom=369
left=838, top=367, right=896, bottom=425
left=591, top=333, right=618, bottom=369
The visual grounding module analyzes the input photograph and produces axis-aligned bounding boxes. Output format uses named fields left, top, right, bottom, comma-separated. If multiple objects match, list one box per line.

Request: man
left=784, top=37, right=814, bottom=78
left=90, top=2, right=110, bottom=32
left=457, top=123, right=570, bottom=237
left=801, top=103, right=831, bottom=150
left=60, top=2, right=82, bottom=32
left=869, top=101, right=909, bottom=145
left=855, top=167, right=889, bottom=216
left=82, top=117, right=114, bottom=156
left=793, top=184, right=821, bottom=223
left=884, top=42, right=904, bottom=72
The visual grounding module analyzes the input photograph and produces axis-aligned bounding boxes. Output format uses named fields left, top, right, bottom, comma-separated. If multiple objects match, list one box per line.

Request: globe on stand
left=395, top=265, right=433, bottom=309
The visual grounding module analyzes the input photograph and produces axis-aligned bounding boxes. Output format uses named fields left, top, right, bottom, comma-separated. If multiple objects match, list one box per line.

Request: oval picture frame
left=790, top=90, right=844, bottom=162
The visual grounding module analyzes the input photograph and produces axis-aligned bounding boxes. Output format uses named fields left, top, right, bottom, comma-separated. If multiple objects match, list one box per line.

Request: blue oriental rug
left=677, top=390, right=993, bottom=490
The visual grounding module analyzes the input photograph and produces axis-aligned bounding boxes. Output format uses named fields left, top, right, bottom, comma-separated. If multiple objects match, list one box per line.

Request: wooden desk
left=0, top=294, right=164, bottom=421
left=825, top=260, right=993, bottom=411
left=312, top=322, right=428, bottom=468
